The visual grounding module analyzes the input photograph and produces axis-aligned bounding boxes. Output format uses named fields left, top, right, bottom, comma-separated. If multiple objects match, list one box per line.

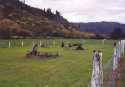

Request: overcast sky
left=23, top=0, right=125, bottom=23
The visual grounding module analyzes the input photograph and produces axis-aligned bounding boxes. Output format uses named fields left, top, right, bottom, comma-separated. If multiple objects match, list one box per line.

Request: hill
left=72, top=22, right=125, bottom=35
left=0, top=0, right=93, bottom=38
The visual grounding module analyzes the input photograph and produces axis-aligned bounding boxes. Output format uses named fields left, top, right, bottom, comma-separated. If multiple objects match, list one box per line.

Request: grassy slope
left=0, top=39, right=114, bottom=87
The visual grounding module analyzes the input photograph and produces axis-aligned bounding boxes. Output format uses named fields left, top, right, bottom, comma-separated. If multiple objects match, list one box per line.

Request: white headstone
left=102, top=39, right=105, bottom=44
left=9, top=41, right=11, bottom=48
left=21, top=41, right=24, bottom=47
left=39, top=40, right=42, bottom=47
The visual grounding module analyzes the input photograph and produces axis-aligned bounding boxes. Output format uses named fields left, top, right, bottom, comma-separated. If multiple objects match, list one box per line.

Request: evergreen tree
left=56, top=10, right=61, bottom=16
left=111, top=28, right=124, bottom=39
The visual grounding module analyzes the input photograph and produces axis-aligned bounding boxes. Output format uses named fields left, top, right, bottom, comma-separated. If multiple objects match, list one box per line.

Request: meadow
left=0, top=39, right=115, bottom=87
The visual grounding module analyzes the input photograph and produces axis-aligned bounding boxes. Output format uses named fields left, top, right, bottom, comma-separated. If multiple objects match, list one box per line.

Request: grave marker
left=21, top=41, right=24, bottom=47
left=9, top=41, right=11, bottom=48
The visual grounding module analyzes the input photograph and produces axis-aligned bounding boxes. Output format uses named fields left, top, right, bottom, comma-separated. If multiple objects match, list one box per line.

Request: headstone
left=61, top=41, right=64, bottom=48
left=9, top=41, right=11, bottom=48
left=21, top=41, right=24, bottom=47
left=39, top=40, right=42, bottom=47
left=53, top=40, right=55, bottom=48
left=102, top=39, right=106, bottom=45
left=32, top=41, right=35, bottom=47
left=32, top=44, right=38, bottom=56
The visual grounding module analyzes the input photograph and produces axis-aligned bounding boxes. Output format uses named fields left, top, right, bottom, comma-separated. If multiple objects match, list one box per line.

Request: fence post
left=99, top=51, right=103, bottom=87
left=111, top=40, right=125, bottom=87
left=91, top=50, right=103, bottom=87
left=113, top=43, right=118, bottom=71
left=32, top=41, right=34, bottom=47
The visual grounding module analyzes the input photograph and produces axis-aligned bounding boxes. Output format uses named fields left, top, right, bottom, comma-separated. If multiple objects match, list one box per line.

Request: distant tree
left=3, top=4, right=13, bottom=17
left=55, top=10, right=61, bottom=21
left=41, top=8, right=46, bottom=16
left=110, top=28, right=124, bottom=39
left=43, top=8, right=46, bottom=12
left=95, top=34, right=104, bottom=39
left=0, top=28, right=10, bottom=39
left=56, top=10, right=61, bottom=16
left=43, top=8, right=46, bottom=13
left=46, top=8, right=52, bottom=15
left=46, top=8, right=55, bottom=18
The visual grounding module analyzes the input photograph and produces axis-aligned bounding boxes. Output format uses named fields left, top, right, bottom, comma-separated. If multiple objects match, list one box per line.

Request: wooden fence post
left=91, top=50, right=103, bottom=87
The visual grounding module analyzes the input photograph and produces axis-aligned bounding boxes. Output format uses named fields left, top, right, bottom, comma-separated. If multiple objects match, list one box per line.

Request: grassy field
left=120, top=54, right=125, bottom=87
left=0, top=39, right=115, bottom=87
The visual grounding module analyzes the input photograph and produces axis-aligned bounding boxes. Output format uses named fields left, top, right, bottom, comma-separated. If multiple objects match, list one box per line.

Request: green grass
left=0, top=39, right=115, bottom=87
left=121, top=70, right=125, bottom=87
left=121, top=54, right=125, bottom=87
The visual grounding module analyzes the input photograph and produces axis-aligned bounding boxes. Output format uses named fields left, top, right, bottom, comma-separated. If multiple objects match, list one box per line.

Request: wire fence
left=90, top=40, right=125, bottom=87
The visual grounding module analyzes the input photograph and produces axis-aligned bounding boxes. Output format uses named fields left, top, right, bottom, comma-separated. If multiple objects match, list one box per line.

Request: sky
left=23, top=0, right=125, bottom=23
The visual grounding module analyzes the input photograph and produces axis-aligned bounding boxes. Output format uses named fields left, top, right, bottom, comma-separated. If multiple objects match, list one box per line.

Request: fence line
left=91, top=40, right=125, bottom=87
left=110, top=40, right=125, bottom=87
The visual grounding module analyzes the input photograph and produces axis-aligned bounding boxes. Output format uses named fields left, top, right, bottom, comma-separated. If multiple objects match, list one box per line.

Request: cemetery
left=0, top=39, right=124, bottom=87
left=0, top=0, right=125, bottom=87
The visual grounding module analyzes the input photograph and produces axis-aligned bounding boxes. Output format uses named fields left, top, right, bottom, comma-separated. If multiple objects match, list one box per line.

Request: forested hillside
left=0, top=0, right=95, bottom=38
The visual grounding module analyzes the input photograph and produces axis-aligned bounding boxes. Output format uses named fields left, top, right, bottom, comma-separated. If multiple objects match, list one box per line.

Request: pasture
left=0, top=39, right=115, bottom=87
